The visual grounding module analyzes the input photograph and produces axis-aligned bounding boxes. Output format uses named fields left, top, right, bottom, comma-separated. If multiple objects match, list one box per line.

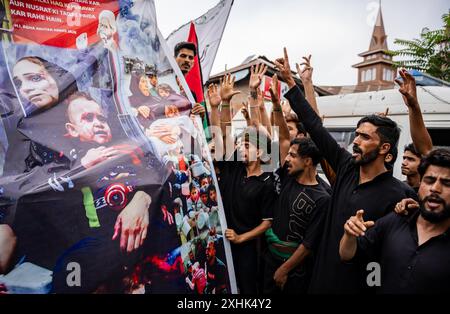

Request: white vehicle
left=317, top=86, right=450, bottom=179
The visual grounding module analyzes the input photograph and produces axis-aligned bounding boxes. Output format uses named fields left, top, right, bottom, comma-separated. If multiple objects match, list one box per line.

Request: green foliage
left=388, top=12, right=449, bottom=82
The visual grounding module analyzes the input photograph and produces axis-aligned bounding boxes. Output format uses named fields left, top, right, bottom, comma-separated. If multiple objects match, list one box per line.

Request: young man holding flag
left=174, top=37, right=208, bottom=132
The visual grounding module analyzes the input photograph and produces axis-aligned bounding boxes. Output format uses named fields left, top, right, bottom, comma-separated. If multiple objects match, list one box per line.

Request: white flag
left=166, top=0, right=233, bottom=84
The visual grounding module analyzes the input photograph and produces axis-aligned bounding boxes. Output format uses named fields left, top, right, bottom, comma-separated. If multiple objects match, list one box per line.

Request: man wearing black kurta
left=274, top=49, right=417, bottom=293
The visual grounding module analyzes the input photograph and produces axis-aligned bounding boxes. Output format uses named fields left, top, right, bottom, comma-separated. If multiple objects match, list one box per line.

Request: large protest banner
left=0, top=0, right=236, bottom=294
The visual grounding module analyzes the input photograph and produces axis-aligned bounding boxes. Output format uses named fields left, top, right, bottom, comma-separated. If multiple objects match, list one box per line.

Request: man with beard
left=274, top=48, right=417, bottom=293
left=340, top=149, right=450, bottom=294
left=264, top=138, right=330, bottom=294
left=264, top=74, right=330, bottom=293
left=402, top=143, right=422, bottom=192
left=204, top=239, right=227, bottom=294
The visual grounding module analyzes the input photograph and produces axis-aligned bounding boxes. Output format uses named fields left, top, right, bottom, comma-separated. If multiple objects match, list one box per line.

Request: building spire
left=369, top=1, right=388, bottom=51
left=352, top=0, right=395, bottom=89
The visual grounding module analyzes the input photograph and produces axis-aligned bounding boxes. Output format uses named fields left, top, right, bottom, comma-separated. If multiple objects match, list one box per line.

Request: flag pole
left=193, top=22, right=212, bottom=138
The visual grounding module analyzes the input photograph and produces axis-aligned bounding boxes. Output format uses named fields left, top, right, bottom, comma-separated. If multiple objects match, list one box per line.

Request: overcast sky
left=155, top=0, right=448, bottom=86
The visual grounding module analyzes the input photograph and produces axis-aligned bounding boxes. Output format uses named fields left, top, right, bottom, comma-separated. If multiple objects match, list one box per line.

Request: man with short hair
left=340, top=149, right=450, bottom=294
left=174, top=41, right=197, bottom=76
left=402, top=143, right=422, bottom=192
left=285, top=113, right=307, bottom=141
left=264, top=138, right=330, bottom=294
left=173, top=41, right=205, bottom=119
left=207, top=71, right=277, bottom=294
left=275, top=48, right=417, bottom=293
left=204, top=239, right=227, bottom=294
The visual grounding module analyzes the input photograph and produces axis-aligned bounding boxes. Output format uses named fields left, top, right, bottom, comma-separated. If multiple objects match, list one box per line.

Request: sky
left=155, top=0, right=449, bottom=86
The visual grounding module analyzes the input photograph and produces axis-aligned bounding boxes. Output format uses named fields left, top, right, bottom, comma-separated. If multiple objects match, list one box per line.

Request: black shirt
left=403, top=181, right=420, bottom=194
left=285, top=85, right=418, bottom=294
left=355, top=211, right=450, bottom=294
left=216, top=158, right=275, bottom=235
left=272, top=166, right=330, bottom=250
left=317, top=175, right=333, bottom=195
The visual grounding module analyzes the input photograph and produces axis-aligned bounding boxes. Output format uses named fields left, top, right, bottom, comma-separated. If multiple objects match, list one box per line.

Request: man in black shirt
left=217, top=126, right=276, bottom=294
left=340, top=149, right=450, bottom=294
left=207, top=71, right=277, bottom=294
left=265, top=75, right=330, bottom=293
left=274, top=48, right=417, bottom=293
left=282, top=112, right=332, bottom=194
left=264, top=138, right=330, bottom=294
left=205, top=238, right=228, bottom=294
left=402, top=143, right=421, bottom=193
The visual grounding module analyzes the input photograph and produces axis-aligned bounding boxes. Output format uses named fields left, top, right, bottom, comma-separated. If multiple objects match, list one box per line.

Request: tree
left=389, top=12, right=449, bottom=82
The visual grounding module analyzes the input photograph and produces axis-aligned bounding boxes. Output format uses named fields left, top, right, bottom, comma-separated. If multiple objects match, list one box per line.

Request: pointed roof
left=356, top=3, right=389, bottom=58
left=369, top=4, right=388, bottom=51
left=353, top=2, right=393, bottom=68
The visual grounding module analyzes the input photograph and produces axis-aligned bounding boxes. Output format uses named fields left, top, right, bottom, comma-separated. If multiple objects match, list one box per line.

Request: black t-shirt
left=216, top=158, right=275, bottom=235
left=403, top=181, right=420, bottom=194
left=355, top=211, right=450, bottom=294
left=317, top=175, right=333, bottom=195
left=272, top=166, right=330, bottom=250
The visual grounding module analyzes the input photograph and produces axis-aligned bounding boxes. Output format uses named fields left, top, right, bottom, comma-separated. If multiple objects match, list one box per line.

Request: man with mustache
left=274, top=48, right=417, bottom=293
left=265, top=74, right=330, bottom=294
left=264, top=138, right=330, bottom=294
left=175, top=42, right=196, bottom=77
left=174, top=42, right=205, bottom=119
left=340, top=149, right=450, bottom=293
left=402, top=143, right=422, bottom=192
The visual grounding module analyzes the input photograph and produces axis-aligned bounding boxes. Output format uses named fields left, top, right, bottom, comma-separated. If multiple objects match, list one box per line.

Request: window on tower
left=383, top=68, right=393, bottom=81
left=365, top=68, right=375, bottom=81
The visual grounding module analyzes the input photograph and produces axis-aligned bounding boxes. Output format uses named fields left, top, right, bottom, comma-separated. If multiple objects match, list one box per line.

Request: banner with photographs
left=0, top=0, right=236, bottom=294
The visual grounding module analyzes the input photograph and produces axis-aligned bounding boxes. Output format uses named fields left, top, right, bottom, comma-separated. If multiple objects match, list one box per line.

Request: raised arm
left=240, top=102, right=251, bottom=126
left=258, top=89, right=273, bottom=136
left=274, top=48, right=350, bottom=170
left=220, top=74, right=241, bottom=160
left=269, top=74, right=290, bottom=166
left=248, top=64, right=268, bottom=126
left=395, top=69, right=433, bottom=156
left=207, top=83, right=224, bottom=160
left=297, top=55, right=337, bottom=184
left=296, top=55, right=320, bottom=116
left=248, top=89, right=262, bottom=126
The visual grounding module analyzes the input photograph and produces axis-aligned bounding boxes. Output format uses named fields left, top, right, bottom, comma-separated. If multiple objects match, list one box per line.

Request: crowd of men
left=202, top=45, right=449, bottom=294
